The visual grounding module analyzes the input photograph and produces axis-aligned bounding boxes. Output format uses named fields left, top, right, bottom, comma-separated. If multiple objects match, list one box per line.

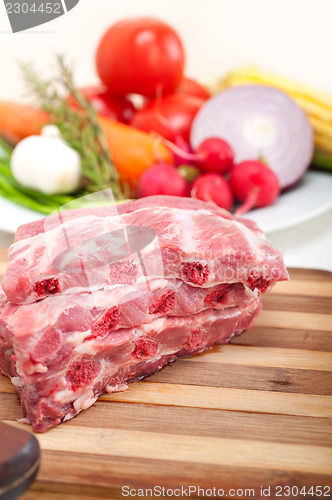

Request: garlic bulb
left=11, top=125, right=81, bottom=195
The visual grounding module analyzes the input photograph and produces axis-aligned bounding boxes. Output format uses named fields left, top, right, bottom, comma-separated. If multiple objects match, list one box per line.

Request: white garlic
left=11, top=125, right=81, bottom=195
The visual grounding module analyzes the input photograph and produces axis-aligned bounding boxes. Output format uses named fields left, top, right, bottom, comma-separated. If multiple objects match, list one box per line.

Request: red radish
left=191, top=173, right=234, bottom=211
left=195, top=137, right=234, bottom=173
left=138, top=163, right=188, bottom=198
left=230, top=160, right=280, bottom=215
left=163, top=136, right=234, bottom=174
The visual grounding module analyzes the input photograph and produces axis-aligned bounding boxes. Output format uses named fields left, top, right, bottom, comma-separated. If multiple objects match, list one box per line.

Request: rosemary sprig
left=21, top=55, right=124, bottom=198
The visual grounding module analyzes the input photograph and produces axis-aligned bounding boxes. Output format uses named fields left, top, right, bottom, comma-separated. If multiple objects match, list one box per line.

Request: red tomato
left=177, top=77, right=211, bottom=100
left=95, top=17, right=185, bottom=97
left=67, top=86, right=136, bottom=123
left=130, top=94, right=205, bottom=143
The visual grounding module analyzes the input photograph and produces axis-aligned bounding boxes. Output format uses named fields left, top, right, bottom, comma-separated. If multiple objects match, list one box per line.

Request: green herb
left=21, top=55, right=124, bottom=198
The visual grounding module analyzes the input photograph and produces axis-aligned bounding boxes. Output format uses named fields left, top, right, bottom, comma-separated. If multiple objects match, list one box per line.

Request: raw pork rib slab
left=3, top=197, right=288, bottom=304
left=0, top=196, right=288, bottom=432
left=0, top=294, right=262, bottom=432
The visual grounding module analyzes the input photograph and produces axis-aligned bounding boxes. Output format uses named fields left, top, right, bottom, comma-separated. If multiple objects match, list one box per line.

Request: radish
left=163, top=136, right=234, bottom=174
left=194, top=137, right=234, bottom=173
left=191, top=173, right=234, bottom=211
left=230, top=160, right=280, bottom=215
left=138, top=163, right=188, bottom=198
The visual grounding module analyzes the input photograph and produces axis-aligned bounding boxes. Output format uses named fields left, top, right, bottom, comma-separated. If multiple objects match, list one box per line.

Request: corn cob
left=314, top=133, right=332, bottom=155
left=219, top=66, right=332, bottom=156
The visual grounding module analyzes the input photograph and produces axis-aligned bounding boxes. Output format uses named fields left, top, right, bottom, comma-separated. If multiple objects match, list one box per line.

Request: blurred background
left=1, top=0, right=332, bottom=99
left=0, top=0, right=331, bottom=270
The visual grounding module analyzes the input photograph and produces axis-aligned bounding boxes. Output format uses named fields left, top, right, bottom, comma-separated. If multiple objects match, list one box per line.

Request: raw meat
left=0, top=196, right=288, bottom=432
left=0, top=295, right=262, bottom=432
left=14, top=195, right=262, bottom=241
left=3, top=197, right=288, bottom=304
left=0, top=279, right=255, bottom=340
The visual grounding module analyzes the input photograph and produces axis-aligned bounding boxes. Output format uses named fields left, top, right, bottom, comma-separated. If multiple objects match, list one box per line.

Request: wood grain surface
left=0, top=247, right=331, bottom=500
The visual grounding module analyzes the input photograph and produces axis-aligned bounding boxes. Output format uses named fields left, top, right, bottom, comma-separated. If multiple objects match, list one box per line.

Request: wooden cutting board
left=0, top=248, right=331, bottom=500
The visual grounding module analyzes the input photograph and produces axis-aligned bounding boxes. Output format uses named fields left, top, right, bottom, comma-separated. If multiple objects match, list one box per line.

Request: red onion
left=190, top=85, right=314, bottom=189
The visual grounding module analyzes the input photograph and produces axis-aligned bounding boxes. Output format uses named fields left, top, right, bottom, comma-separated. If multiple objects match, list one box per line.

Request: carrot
left=0, top=101, right=172, bottom=187
left=98, top=116, right=172, bottom=186
left=0, top=101, right=49, bottom=143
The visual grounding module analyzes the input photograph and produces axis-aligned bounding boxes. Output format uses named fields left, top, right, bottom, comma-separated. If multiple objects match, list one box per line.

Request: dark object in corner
left=0, top=421, right=40, bottom=500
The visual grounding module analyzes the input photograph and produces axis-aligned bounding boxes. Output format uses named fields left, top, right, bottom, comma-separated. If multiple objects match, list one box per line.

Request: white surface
left=0, top=0, right=332, bottom=99
left=0, top=197, right=44, bottom=233
left=268, top=206, right=332, bottom=273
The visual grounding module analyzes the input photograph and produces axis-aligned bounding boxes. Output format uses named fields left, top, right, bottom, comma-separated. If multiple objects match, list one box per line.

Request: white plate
left=0, top=170, right=331, bottom=235
left=246, top=170, right=332, bottom=233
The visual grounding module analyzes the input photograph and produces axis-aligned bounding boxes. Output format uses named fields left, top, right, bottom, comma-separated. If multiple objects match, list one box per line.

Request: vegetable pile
left=220, top=66, right=332, bottom=172
left=0, top=16, right=323, bottom=216
left=190, top=85, right=314, bottom=190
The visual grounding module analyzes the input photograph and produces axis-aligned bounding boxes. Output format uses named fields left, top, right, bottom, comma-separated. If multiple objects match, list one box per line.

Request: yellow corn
left=294, top=96, right=332, bottom=123
left=315, top=133, right=332, bottom=156
left=219, top=66, right=332, bottom=155
left=309, top=116, right=332, bottom=138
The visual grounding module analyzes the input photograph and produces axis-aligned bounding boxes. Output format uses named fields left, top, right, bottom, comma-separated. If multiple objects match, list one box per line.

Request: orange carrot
left=98, top=116, right=172, bottom=186
left=0, top=101, right=172, bottom=186
left=0, top=101, right=49, bottom=143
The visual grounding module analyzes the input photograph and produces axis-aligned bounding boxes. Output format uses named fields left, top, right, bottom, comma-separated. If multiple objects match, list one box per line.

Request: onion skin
left=190, top=85, right=314, bottom=190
